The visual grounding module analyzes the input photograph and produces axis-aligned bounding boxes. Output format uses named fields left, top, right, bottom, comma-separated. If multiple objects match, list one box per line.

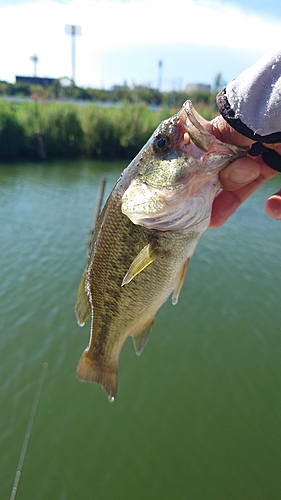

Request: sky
left=0, top=0, right=281, bottom=90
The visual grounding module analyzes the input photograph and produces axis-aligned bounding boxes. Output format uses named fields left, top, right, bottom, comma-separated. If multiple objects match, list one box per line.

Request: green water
left=1, top=160, right=281, bottom=500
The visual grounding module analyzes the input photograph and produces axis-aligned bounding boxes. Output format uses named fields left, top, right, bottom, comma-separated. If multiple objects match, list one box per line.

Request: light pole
left=157, top=60, right=163, bottom=91
left=65, top=24, right=82, bottom=85
left=30, top=54, right=39, bottom=77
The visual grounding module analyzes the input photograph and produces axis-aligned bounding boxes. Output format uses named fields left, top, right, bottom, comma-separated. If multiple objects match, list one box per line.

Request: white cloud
left=0, top=0, right=280, bottom=87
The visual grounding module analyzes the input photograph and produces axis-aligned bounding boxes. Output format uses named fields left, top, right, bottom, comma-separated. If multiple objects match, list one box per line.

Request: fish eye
left=153, top=133, right=173, bottom=155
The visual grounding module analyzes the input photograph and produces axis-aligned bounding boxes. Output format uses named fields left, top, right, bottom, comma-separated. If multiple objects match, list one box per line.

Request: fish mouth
left=176, top=101, right=212, bottom=153
left=176, top=100, right=248, bottom=159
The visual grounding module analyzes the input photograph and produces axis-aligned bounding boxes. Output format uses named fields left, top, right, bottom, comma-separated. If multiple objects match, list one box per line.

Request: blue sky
left=0, top=0, right=281, bottom=90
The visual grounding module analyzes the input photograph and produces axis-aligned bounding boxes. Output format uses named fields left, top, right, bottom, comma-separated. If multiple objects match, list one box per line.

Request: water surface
left=1, top=161, right=281, bottom=500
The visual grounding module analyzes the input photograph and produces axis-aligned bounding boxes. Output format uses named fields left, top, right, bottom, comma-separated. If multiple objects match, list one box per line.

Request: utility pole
left=30, top=54, right=38, bottom=77
left=157, top=60, right=163, bottom=91
left=65, top=24, right=82, bottom=85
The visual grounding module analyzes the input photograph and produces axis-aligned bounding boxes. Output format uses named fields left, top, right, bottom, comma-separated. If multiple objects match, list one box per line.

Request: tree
left=212, top=73, right=226, bottom=94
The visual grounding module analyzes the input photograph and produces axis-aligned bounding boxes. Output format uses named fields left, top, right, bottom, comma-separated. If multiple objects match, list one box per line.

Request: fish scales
left=77, top=191, right=196, bottom=398
left=75, top=101, right=248, bottom=400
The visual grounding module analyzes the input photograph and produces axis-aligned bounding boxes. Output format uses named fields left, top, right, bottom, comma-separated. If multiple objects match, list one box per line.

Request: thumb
left=265, top=189, right=281, bottom=220
left=218, top=157, right=260, bottom=190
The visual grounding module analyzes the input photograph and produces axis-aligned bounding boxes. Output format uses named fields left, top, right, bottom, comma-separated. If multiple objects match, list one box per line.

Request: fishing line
left=10, top=361, right=48, bottom=500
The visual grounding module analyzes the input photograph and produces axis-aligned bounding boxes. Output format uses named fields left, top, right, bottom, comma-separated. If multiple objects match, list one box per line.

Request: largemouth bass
left=75, top=101, right=247, bottom=400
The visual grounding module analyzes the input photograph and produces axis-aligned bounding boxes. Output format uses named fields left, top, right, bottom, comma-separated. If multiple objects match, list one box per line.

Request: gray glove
left=216, top=50, right=281, bottom=172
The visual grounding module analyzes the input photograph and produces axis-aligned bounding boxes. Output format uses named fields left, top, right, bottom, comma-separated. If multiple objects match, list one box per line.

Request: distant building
left=185, top=83, right=211, bottom=93
left=111, top=83, right=129, bottom=91
left=15, top=76, right=55, bottom=87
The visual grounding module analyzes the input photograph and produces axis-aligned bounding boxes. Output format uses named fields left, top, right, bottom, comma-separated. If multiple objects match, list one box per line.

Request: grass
left=0, top=99, right=217, bottom=162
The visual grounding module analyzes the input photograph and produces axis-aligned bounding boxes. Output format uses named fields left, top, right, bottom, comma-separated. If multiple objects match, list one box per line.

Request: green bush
left=0, top=99, right=217, bottom=162
left=44, top=105, right=83, bottom=158
left=0, top=104, right=26, bottom=160
left=80, top=104, right=170, bottom=159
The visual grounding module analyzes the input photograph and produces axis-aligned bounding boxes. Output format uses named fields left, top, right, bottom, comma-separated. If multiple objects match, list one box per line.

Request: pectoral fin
left=172, top=259, right=190, bottom=305
left=132, top=319, right=154, bottom=355
left=122, top=241, right=159, bottom=286
left=75, top=271, right=91, bottom=326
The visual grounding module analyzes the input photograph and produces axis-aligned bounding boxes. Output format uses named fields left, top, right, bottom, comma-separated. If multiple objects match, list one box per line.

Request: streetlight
left=157, top=60, right=163, bottom=91
left=30, top=54, right=39, bottom=77
left=65, top=24, right=82, bottom=85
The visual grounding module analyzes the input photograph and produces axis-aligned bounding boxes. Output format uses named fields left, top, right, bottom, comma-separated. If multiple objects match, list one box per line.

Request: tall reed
left=0, top=99, right=216, bottom=162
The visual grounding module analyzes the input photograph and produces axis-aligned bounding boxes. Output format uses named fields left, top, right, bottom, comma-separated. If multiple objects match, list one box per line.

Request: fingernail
left=229, top=169, right=258, bottom=184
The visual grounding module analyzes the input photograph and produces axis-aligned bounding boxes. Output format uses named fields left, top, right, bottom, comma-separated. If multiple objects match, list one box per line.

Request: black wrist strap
left=248, top=142, right=281, bottom=172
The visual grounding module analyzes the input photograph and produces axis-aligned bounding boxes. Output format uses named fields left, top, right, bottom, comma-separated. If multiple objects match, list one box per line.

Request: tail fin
left=76, top=350, right=118, bottom=400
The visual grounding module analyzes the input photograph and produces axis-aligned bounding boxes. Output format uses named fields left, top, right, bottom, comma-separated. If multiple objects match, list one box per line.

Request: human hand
left=206, top=115, right=281, bottom=228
